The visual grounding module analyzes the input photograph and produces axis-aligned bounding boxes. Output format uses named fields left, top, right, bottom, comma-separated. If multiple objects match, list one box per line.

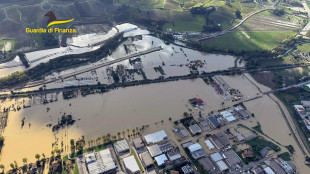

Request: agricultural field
left=202, top=30, right=296, bottom=51
left=162, top=14, right=205, bottom=32
left=297, top=43, right=310, bottom=53
left=239, top=11, right=303, bottom=32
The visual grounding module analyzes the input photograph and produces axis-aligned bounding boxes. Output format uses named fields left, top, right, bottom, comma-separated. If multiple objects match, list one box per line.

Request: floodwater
left=222, top=74, right=309, bottom=174
left=0, top=73, right=308, bottom=173
left=0, top=78, right=224, bottom=167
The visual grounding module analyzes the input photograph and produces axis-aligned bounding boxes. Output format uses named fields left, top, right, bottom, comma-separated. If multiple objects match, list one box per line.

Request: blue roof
left=207, top=116, right=220, bottom=128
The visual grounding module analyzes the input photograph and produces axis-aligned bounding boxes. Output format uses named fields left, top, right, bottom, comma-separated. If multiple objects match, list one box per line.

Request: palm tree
left=97, top=137, right=101, bottom=145
left=112, top=136, right=117, bottom=141
left=0, top=164, right=4, bottom=173
left=42, top=153, right=46, bottom=159
left=107, top=133, right=111, bottom=142
left=22, top=157, right=27, bottom=165
left=55, top=149, right=61, bottom=156
left=51, top=150, right=55, bottom=161
left=13, top=161, right=18, bottom=169
left=10, top=163, right=14, bottom=170
left=35, top=154, right=40, bottom=161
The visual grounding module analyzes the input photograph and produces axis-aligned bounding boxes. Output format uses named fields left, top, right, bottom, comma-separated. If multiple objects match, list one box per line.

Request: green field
left=202, top=31, right=296, bottom=51
left=297, top=43, right=310, bottom=52
left=0, top=39, right=15, bottom=52
left=163, top=14, right=205, bottom=32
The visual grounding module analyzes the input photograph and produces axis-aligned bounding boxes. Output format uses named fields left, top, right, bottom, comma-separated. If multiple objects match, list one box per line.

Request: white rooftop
left=216, top=160, right=229, bottom=171
left=147, top=144, right=162, bottom=157
left=85, top=149, right=117, bottom=174
left=210, top=152, right=223, bottom=162
left=264, top=167, right=275, bottom=174
left=188, top=143, right=202, bottom=152
left=123, top=156, right=140, bottom=173
left=154, top=154, right=168, bottom=166
left=220, top=110, right=237, bottom=122
left=204, top=140, right=215, bottom=150
left=294, top=105, right=305, bottom=112
left=144, top=130, right=167, bottom=144
left=114, top=139, right=129, bottom=153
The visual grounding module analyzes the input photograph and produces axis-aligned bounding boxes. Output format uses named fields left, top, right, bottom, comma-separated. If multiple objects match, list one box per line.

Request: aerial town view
left=2, top=0, right=310, bottom=173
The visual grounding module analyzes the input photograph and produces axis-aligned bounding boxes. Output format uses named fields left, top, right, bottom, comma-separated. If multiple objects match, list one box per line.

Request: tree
left=70, top=139, right=75, bottom=146
left=10, top=163, right=14, bottom=170
left=55, top=148, right=61, bottom=156
left=183, top=112, right=189, bottom=117
left=22, top=157, right=27, bottom=165
left=76, top=142, right=84, bottom=152
left=0, top=164, right=4, bottom=173
left=35, top=154, right=40, bottom=161
left=235, top=10, right=242, bottom=19
left=13, top=161, right=18, bottom=169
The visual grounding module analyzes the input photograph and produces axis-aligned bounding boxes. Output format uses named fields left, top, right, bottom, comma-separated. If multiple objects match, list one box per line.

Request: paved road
left=298, top=1, right=310, bottom=36
left=191, top=0, right=279, bottom=42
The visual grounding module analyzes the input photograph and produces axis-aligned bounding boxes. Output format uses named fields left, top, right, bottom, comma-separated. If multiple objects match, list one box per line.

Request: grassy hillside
left=202, top=31, right=295, bottom=51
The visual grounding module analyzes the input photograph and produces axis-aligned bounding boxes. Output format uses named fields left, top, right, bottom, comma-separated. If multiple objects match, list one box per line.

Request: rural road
left=299, top=1, right=310, bottom=36
left=191, top=0, right=280, bottom=42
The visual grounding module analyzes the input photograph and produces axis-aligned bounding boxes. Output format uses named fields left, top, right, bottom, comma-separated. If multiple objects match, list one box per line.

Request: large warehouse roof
left=144, top=130, right=167, bottom=144
left=123, top=156, right=140, bottom=173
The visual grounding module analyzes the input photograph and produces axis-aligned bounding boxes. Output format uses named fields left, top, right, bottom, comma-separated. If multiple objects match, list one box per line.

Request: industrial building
left=210, top=152, right=229, bottom=172
left=216, top=132, right=230, bottom=147
left=173, top=126, right=189, bottom=139
left=204, top=140, right=215, bottom=150
left=139, top=151, right=154, bottom=168
left=222, top=149, right=242, bottom=166
left=167, top=149, right=182, bottom=161
left=123, top=156, right=140, bottom=174
left=83, top=149, right=117, bottom=174
left=147, top=144, right=163, bottom=157
left=132, top=137, right=145, bottom=150
left=113, top=139, right=130, bottom=154
left=220, top=110, right=237, bottom=123
left=188, top=143, right=206, bottom=159
left=210, top=135, right=224, bottom=149
left=154, top=154, right=168, bottom=166
left=144, top=130, right=168, bottom=145
left=207, top=116, right=220, bottom=128
left=188, top=124, right=202, bottom=135
left=197, top=117, right=212, bottom=131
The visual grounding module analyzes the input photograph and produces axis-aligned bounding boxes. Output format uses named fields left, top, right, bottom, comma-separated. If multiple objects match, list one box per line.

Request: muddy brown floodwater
left=0, top=79, right=225, bottom=167
left=0, top=74, right=309, bottom=174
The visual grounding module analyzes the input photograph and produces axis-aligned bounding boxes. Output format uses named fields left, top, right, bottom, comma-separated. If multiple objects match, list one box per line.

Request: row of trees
left=0, top=153, right=46, bottom=173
